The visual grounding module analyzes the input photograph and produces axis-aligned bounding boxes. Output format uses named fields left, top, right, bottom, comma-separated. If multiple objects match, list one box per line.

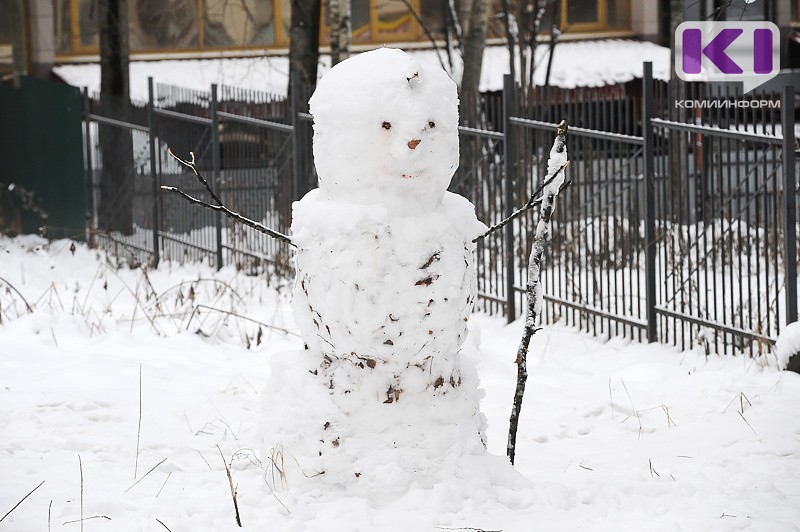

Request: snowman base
left=260, top=344, right=497, bottom=499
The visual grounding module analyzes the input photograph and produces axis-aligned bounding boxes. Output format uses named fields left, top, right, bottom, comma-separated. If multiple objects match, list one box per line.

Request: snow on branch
left=507, top=119, right=569, bottom=465
left=161, top=149, right=294, bottom=247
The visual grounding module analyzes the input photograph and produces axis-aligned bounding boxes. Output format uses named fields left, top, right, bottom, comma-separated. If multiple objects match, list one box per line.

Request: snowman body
left=292, top=190, right=485, bottom=404
left=261, top=48, right=489, bottom=494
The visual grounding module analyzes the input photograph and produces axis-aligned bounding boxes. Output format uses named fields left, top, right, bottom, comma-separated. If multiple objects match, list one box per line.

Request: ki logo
left=675, top=21, right=780, bottom=93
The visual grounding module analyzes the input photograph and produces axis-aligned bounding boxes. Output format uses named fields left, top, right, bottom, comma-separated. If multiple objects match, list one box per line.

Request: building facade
left=1, top=0, right=798, bottom=80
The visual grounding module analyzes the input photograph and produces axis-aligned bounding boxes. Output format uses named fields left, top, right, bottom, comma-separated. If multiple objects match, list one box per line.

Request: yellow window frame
left=560, top=0, right=611, bottom=32
left=369, top=0, right=419, bottom=43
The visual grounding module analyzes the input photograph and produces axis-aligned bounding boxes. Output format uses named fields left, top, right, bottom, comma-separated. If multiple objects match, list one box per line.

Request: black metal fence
left=84, top=74, right=314, bottom=277
left=82, top=62, right=799, bottom=359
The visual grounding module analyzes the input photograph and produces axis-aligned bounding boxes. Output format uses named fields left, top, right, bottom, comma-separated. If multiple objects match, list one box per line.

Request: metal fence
left=82, top=62, right=799, bottom=358
left=84, top=74, right=314, bottom=277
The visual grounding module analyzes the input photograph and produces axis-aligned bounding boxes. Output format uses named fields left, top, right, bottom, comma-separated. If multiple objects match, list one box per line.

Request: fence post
left=147, top=77, right=160, bottom=268
left=211, top=83, right=223, bottom=270
left=782, top=84, right=798, bottom=325
left=82, top=87, right=95, bottom=247
left=502, top=74, right=517, bottom=323
left=290, top=72, right=304, bottom=201
left=642, top=62, right=658, bottom=342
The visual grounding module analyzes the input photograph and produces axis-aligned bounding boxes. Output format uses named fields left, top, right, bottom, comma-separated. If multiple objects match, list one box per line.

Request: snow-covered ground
left=2, top=235, right=799, bottom=531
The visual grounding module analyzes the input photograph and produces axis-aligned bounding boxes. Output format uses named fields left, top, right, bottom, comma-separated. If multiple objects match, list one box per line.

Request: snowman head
left=309, top=48, right=459, bottom=211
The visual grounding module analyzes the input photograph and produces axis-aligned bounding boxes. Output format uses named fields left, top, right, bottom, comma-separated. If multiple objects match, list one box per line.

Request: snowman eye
left=382, top=121, right=392, bottom=130
left=428, top=121, right=435, bottom=128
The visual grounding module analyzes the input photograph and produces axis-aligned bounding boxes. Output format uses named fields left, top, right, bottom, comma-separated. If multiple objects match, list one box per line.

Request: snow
left=2, top=235, right=800, bottom=530
left=53, top=39, right=671, bottom=100
left=776, top=322, right=800, bottom=370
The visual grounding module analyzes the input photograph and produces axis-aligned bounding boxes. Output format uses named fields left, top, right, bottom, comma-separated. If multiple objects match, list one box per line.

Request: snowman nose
left=407, top=139, right=421, bottom=150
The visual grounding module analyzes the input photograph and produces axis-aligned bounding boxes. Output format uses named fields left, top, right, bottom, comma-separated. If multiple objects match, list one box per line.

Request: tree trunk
left=98, top=0, right=134, bottom=235
left=289, top=0, right=322, bottom=87
left=10, top=0, right=28, bottom=88
left=453, top=0, right=490, bottom=197
left=287, top=0, right=321, bottom=216
left=668, top=0, right=685, bottom=224
left=459, top=0, right=490, bottom=124
left=329, top=0, right=351, bottom=66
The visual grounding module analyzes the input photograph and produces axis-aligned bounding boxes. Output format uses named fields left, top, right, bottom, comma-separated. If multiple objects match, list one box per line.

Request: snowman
left=260, top=48, right=494, bottom=496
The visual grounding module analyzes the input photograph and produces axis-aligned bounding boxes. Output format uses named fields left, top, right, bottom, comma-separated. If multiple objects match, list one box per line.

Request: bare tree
left=329, top=0, right=351, bottom=66
left=98, top=0, right=134, bottom=235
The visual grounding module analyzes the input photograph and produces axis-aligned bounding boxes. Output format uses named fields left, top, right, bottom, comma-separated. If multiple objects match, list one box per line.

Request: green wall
left=0, top=76, right=86, bottom=239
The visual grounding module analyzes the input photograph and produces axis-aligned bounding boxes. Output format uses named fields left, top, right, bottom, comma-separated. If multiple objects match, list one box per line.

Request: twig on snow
left=649, top=459, right=660, bottom=478
left=434, top=526, right=502, bottom=532
left=0, top=480, right=45, bottom=523
left=135, top=363, right=143, bottom=479
left=163, top=149, right=294, bottom=247
left=156, top=472, right=172, bottom=498
left=0, top=275, right=34, bottom=313
left=156, top=518, right=174, bottom=531
left=217, top=445, right=243, bottom=527
left=124, top=457, right=168, bottom=493
left=507, top=120, right=569, bottom=465
left=63, top=516, right=111, bottom=525
left=78, top=455, right=83, bottom=532
left=186, top=304, right=299, bottom=337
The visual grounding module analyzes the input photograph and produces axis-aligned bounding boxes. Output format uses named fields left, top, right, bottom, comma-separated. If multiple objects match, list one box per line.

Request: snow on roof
left=54, top=39, right=671, bottom=101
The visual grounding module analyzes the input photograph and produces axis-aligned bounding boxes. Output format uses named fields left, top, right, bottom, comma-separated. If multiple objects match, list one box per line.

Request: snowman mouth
left=399, top=170, right=425, bottom=180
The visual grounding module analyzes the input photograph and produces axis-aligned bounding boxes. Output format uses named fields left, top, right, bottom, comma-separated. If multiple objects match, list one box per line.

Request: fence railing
left=81, top=62, right=799, bottom=359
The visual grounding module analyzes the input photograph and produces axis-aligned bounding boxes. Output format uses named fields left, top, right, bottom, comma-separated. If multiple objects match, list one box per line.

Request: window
left=67, top=0, right=277, bottom=54
left=561, top=0, right=629, bottom=32
left=488, top=0, right=630, bottom=39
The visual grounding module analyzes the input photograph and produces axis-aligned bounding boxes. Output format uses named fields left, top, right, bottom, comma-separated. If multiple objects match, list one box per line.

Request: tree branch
left=398, top=0, right=448, bottom=72
left=163, top=149, right=294, bottom=247
left=473, top=162, right=571, bottom=244
left=507, top=120, right=569, bottom=465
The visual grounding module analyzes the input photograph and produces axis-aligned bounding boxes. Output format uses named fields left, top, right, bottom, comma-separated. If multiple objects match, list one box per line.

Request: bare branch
left=164, top=149, right=294, bottom=247
left=398, top=0, right=448, bottom=72
left=473, top=163, right=571, bottom=244
left=507, top=120, right=569, bottom=465
left=168, top=148, right=224, bottom=206
left=160, top=186, right=294, bottom=246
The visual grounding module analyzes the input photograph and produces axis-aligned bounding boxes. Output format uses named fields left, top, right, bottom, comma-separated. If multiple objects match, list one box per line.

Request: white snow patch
left=776, top=321, right=800, bottom=370
left=1, top=235, right=800, bottom=530
left=54, top=40, right=671, bottom=100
